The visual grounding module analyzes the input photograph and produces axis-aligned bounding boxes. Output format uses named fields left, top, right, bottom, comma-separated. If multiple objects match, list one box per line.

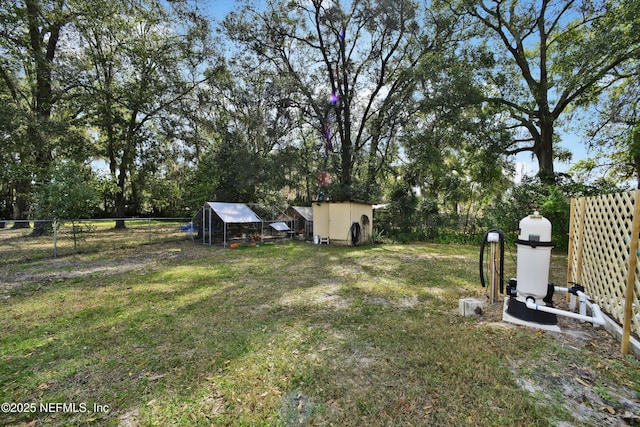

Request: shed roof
left=290, top=206, right=313, bottom=221
left=205, top=202, right=262, bottom=223
left=269, top=222, right=290, bottom=231
left=312, top=199, right=376, bottom=206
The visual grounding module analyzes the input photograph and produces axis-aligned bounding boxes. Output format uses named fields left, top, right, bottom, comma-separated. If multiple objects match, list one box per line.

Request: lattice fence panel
left=567, top=198, right=584, bottom=287
left=569, top=191, right=640, bottom=338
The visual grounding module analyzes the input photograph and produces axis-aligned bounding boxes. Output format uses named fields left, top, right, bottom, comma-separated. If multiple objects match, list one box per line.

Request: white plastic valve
left=487, top=232, right=500, bottom=242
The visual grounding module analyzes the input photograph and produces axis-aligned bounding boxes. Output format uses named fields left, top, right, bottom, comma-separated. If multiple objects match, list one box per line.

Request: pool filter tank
left=506, top=211, right=558, bottom=325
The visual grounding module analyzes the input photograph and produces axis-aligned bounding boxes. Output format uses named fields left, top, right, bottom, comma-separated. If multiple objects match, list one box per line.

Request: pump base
left=503, top=298, right=561, bottom=332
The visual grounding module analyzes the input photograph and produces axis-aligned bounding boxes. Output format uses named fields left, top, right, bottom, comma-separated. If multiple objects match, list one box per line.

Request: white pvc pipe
left=578, top=291, right=587, bottom=317
left=553, top=286, right=593, bottom=321
left=591, top=303, right=604, bottom=326
left=525, top=299, right=606, bottom=326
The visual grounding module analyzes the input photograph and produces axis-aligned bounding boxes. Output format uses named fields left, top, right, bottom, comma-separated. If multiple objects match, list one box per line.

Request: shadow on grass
left=1, top=242, right=634, bottom=427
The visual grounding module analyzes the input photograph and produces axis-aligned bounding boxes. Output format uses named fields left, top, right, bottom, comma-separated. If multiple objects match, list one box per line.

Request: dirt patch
left=279, top=391, right=314, bottom=426
left=278, top=284, right=352, bottom=310
left=365, top=294, right=421, bottom=309
left=0, top=245, right=185, bottom=297
left=480, top=299, right=640, bottom=427
left=508, top=356, right=640, bottom=427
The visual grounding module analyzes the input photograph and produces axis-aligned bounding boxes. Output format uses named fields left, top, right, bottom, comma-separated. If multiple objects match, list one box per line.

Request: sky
left=514, top=133, right=590, bottom=183
left=203, top=0, right=247, bottom=20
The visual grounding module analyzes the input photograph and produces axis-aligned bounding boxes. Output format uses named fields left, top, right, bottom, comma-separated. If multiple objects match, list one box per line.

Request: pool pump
left=502, top=212, right=605, bottom=330
left=506, top=211, right=557, bottom=324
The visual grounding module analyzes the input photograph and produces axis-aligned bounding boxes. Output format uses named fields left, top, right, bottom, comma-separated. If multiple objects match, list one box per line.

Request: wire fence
left=0, top=218, right=193, bottom=264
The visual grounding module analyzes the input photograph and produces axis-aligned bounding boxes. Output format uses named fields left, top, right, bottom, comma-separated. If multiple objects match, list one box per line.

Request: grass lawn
left=1, top=236, right=639, bottom=426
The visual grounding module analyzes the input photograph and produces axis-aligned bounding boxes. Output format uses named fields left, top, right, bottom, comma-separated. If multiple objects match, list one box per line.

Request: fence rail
left=0, top=218, right=192, bottom=263
left=568, top=191, right=640, bottom=354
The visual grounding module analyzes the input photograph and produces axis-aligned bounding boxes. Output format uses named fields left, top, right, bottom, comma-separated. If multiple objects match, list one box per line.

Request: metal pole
left=209, top=209, right=212, bottom=245
left=53, top=220, right=57, bottom=259
left=148, top=218, right=152, bottom=245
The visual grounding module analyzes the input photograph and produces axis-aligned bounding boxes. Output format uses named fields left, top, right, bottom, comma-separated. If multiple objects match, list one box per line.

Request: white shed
left=312, top=200, right=373, bottom=245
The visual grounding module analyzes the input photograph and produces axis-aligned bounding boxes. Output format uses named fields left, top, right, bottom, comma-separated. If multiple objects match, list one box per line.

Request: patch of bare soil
left=480, top=299, right=640, bottom=427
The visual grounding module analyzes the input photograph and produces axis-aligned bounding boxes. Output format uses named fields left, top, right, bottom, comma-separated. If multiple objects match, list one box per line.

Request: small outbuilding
left=312, top=200, right=373, bottom=245
left=265, top=221, right=291, bottom=240
left=193, top=202, right=263, bottom=247
left=281, top=206, right=313, bottom=239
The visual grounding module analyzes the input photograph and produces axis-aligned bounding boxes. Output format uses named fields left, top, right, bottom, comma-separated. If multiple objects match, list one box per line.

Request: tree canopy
left=0, top=0, right=638, bottom=236
left=447, top=0, right=640, bottom=183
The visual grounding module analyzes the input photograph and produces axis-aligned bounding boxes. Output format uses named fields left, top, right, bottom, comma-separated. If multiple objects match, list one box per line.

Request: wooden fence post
left=622, top=190, right=640, bottom=354
left=567, top=199, right=577, bottom=285
left=575, top=199, right=586, bottom=286
left=567, top=198, right=586, bottom=308
left=490, top=241, right=499, bottom=304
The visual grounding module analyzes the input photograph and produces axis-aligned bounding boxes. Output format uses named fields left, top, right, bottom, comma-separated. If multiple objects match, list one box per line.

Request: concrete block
left=459, top=297, right=485, bottom=317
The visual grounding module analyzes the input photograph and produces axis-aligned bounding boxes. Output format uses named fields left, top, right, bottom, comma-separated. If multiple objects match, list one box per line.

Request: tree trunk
left=114, top=165, right=127, bottom=229
left=536, top=119, right=555, bottom=185
left=341, top=145, right=352, bottom=194
left=337, top=95, right=353, bottom=200
left=114, top=195, right=126, bottom=229
left=25, top=0, right=63, bottom=236
left=12, top=179, right=31, bottom=229
left=365, top=136, right=380, bottom=198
